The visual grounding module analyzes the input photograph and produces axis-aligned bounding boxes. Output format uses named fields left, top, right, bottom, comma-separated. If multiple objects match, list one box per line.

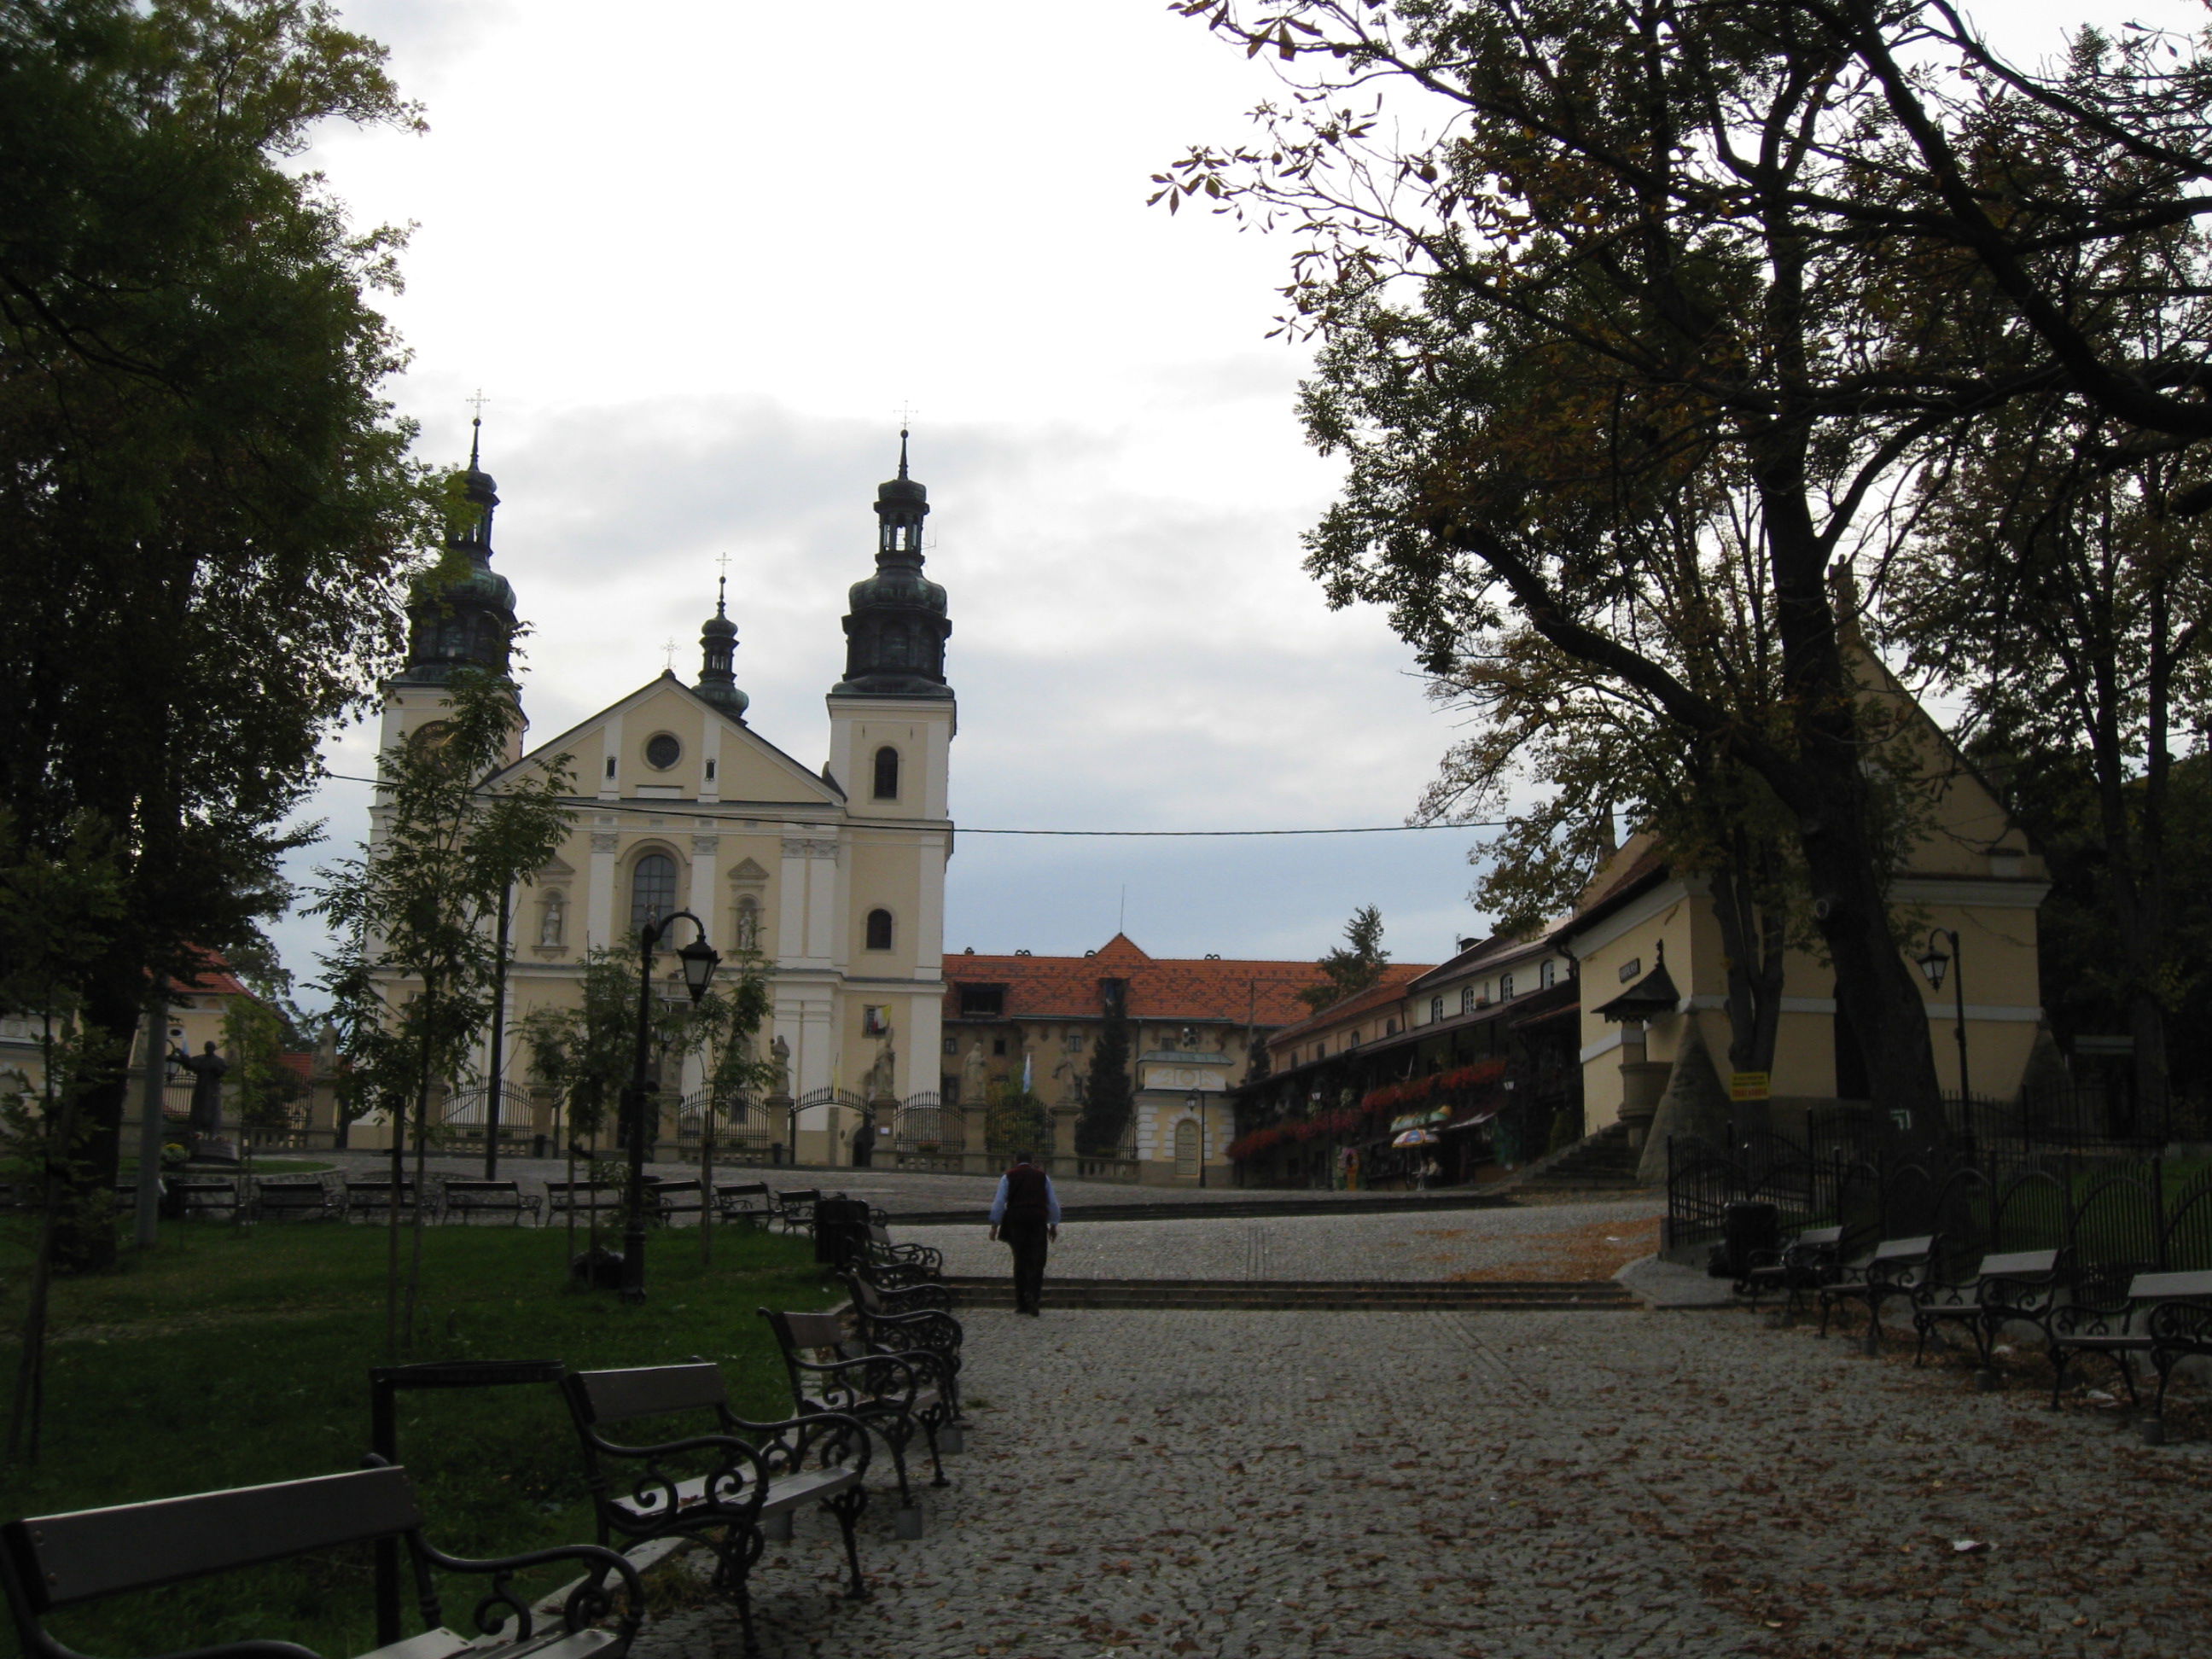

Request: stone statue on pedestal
left=170, top=1042, right=228, bottom=1138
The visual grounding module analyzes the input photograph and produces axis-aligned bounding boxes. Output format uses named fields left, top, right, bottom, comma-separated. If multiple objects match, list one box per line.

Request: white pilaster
left=586, top=823, right=618, bottom=949
left=688, top=833, right=720, bottom=946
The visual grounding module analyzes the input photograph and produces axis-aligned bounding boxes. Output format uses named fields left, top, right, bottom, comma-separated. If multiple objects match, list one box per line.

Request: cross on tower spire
left=465, top=388, right=490, bottom=469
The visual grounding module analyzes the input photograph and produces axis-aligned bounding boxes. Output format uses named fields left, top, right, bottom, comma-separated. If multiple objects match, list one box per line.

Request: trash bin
left=1719, top=1200, right=1781, bottom=1280
left=813, top=1196, right=870, bottom=1271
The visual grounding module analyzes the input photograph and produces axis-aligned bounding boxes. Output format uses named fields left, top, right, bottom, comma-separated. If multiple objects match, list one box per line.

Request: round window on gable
left=644, top=733, right=682, bottom=771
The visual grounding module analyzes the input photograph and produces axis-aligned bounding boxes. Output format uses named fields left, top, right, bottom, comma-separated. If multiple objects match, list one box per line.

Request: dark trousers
left=1001, top=1218, right=1049, bottom=1311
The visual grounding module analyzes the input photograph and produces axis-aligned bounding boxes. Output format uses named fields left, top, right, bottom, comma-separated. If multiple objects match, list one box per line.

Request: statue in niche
left=734, top=895, right=760, bottom=951
left=538, top=890, right=565, bottom=946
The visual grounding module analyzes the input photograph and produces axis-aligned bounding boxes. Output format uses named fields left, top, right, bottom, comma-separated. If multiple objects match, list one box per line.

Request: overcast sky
left=267, top=0, right=2193, bottom=995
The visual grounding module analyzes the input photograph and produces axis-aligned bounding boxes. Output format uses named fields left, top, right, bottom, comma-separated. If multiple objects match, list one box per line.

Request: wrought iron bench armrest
left=413, top=1538, right=645, bottom=1644
left=722, top=1409, right=874, bottom=1477
left=788, top=1350, right=929, bottom=1411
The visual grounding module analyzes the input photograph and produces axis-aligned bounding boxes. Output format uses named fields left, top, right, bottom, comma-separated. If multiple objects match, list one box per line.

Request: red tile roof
left=941, top=933, right=1335, bottom=1027
left=1263, top=963, right=1433, bottom=1046
left=165, top=947, right=248, bottom=1000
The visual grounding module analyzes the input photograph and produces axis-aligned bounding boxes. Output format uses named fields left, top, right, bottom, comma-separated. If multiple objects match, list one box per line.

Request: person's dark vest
left=1002, top=1163, right=1051, bottom=1224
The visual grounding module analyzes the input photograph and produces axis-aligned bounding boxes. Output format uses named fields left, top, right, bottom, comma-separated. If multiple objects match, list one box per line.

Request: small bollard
left=2139, top=1416, right=2167, bottom=1447
left=761, top=1510, right=794, bottom=1543
left=1862, top=1324, right=1883, bottom=1358
left=1974, top=1368, right=2000, bottom=1393
left=894, top=1505, right=924, bottom=1540
left=939, top=1423, right=965, bottom=1454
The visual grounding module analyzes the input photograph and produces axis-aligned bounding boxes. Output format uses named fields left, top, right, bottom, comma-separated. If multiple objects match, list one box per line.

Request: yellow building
left=1563, top=632, right=2047, bottom=1152
left=366, top=429, right=954, bottom=1164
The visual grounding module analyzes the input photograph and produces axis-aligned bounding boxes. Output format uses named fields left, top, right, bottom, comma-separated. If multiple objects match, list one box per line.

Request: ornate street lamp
left=1915, top=927, right=1970, bottom=1106
left=620, top=909, right=719, bottom=1303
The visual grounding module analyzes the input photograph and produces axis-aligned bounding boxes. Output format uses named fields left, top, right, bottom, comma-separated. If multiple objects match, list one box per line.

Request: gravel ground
left=906, top=1199, right=1666, bottom=1283
left=632, top=1298, right=2210, bottom=1659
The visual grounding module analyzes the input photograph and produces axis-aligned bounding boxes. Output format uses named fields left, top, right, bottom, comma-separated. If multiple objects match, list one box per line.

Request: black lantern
left=620, top=908, right=716, bottom=1303
left=1918, top=927, right=1969, bottom=1107
left=677, top=934, right=720, bottom=1002
left=1916, top=940, right=1951, bottom=992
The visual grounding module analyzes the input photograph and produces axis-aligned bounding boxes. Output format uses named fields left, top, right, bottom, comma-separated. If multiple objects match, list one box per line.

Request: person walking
left=988, top=1150, right=1060, bottom=1316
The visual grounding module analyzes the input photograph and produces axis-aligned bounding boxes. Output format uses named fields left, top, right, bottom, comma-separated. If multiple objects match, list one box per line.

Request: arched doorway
left=1174, top=1118, right=1200, bottom=1181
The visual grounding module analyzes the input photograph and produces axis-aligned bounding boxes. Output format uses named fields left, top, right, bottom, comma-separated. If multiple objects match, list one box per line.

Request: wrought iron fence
left=1666, top=1128, right=2212, bottom=1276
left=439, top=1082, right=535, bottom=1131
left=673, top=1088, right=780, bottom=1155
left=890, top=1091, right=961, bottom=1152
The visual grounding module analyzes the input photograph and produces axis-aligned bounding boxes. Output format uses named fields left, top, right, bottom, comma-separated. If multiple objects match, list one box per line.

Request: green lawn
left=0, top=1220, right=832, bottom=1658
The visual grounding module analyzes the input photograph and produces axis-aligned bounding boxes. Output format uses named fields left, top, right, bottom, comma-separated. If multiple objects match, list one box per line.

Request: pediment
left=727, top=857, right=771, bottom=883
left=494, top=674, right=841, bottom=806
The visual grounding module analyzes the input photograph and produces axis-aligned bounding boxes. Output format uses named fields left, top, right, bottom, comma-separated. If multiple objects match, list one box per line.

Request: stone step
left=943, top=1275, right=1639, bottom=1312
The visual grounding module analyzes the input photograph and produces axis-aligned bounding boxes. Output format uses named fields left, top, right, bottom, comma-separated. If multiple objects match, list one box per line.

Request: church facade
left=370, top=428, right=954, bottom=1161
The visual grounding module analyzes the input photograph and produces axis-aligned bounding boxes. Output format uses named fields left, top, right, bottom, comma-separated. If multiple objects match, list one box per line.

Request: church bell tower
left=825, top=429, right=956, bottom=817
left=379, top=418, right=524, bottom=765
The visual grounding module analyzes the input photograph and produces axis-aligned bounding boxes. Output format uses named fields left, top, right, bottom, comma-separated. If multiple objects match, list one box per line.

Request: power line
left=316, top=771, right=1505, bottom=837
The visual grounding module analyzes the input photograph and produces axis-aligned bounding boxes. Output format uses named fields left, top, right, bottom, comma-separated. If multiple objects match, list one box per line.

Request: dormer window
left=1429, top=996, right=1444, bottom=1023
left=1499, top=973, right=1515, bottom=1001
left=1540, top=958, right=1556, bottom=989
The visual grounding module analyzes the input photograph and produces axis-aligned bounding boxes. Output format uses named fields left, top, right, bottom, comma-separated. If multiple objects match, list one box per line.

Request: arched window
left=864, top=907, right=894, bottom=952
left=630, top=852, right=677, bottom=934
left=872, top=745, right=899, bottom=800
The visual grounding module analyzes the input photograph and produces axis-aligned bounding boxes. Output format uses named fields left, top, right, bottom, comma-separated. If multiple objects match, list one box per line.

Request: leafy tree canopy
left=1301, top=905, right=1390, bottom=1012
left=0, top=1, right=439, bottom=1249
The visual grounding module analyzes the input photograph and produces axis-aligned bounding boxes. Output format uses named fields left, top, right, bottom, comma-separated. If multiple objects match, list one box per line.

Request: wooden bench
left=647, top=1179, right=707, bottom=1225
left=544, top=1181, right=625, bottom=1220
left=1911, top=1247, right=2066, bottom=1380
left=715, top=1181, right=775, bottom=1226
left=772, top=1189, right=820, bottom=1235
left=166, top=1178, right=242, bottom=1220
left=440, top=1179, right=544, bottom=1226
left=250, top=1179, right=337, bottom=1222
left=342, top=1179, right=427, bottom=1222
left=1739, top=1223, right=1847, bottom=1315
left=2047, top=1267, right=2212, bottom=1440
left=1818, top=1235, right=1937, bottom=1351
left=0, top=1464, right=643, bottom=1659
left=561, top=1362, right=869, bottom=1652
left=760, top=1307, right=950, bottom=1533
left=837, top=1270, right=965, bottom=1429
left=863, top=1223, right=944, bottom=1289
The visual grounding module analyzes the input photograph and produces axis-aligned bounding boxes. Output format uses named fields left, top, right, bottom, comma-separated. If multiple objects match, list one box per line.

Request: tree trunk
left=50, top=969, right=138, bottom=1273
left=1752, top=428, right=1945, bottom=1144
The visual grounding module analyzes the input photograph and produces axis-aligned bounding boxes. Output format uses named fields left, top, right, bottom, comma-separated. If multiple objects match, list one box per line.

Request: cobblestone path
left=906, top=1198, right=1664, bottom=1283
left=634, top=1303, right=2209, bottom=1658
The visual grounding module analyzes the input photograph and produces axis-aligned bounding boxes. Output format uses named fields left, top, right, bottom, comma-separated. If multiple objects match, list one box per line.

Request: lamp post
left=1915, top=928, right=1970, bottom=1108
left=1187, top=1087, right=1206, bottom=1188
left=620, top=908, right=719, bottom=1303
